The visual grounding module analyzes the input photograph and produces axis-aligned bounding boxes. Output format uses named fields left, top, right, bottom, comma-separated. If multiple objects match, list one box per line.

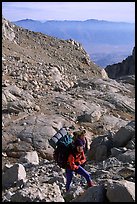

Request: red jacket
left=67, top=150, right=86, bottom=170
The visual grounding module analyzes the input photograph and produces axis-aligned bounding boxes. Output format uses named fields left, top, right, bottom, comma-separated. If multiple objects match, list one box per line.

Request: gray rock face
left=106, top=179, right=135, bottom=202
left=19, top=151, right=39, bottom=165
left=88, top=120, right=135, bottom=162
left=105, top=47, right=135, bottom=79
left=117, top=149, right=135, bottom=163
left=71, top=185, right=106, bottom=202
left=2, top=163, right=26, bottom=188
left=112, top=120, right=135, bottom=147
left=2, top=17, right=15, bottom=41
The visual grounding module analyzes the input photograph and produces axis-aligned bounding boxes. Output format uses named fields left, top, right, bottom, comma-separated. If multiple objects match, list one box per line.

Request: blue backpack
left=49, top=127, right=74, bottom=169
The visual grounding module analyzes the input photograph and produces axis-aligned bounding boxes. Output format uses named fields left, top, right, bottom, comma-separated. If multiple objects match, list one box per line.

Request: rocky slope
left=2, top=17, right=135, bottom=202
left=13, top=18, right=135, bottom=67
left=105, top=47, right=135, bottom=79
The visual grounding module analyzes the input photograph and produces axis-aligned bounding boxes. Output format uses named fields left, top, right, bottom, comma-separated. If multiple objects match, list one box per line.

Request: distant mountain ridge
left=13, top=18, right=135, bottom=67
left=13, top=18, right=134, bottom=45
left=14, top=18, right=134, bottom=24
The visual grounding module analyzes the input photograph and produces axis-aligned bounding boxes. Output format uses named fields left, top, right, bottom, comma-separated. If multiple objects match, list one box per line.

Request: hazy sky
left=2, top=2, right=135, bottom=23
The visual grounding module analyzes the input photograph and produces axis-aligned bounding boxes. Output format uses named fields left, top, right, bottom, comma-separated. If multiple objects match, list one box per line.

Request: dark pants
left=66, top=165, right=92, bottom=191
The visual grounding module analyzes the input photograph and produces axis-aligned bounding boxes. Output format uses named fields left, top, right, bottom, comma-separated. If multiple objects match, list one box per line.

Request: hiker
left=73, top=129, right=88, bottom=154
left=65, top=139, right=94, bottom=192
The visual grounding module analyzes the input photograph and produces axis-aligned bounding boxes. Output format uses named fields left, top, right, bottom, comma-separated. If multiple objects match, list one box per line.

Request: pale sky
left=2, top=2, right=135, bottom=23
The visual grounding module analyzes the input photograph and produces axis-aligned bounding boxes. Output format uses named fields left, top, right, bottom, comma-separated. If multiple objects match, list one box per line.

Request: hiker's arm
left=68, top=154, right=79, bottom=170
left=79, top=151, right=86, bottom=165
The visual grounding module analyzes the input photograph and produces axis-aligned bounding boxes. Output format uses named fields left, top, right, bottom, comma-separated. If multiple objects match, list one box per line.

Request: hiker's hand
left=75, top=162, right=80, bottom=166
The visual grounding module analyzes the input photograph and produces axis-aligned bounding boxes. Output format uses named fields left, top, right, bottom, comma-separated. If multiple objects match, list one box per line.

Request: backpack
left=48, top=127, right=68, bottom=149
left=49, top=127, right=74, bottom=169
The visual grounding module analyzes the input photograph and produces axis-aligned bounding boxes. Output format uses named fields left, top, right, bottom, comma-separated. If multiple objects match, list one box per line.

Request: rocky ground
left=2, top=17, right=135, bottom=202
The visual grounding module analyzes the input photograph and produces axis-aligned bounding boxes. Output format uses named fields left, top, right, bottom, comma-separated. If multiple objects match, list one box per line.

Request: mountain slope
left=13, top=18, right=135, bottom=67
left=3, top=16, right=106, bottom=93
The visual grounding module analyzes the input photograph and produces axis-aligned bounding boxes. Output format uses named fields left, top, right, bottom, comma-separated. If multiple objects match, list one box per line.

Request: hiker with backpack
left=49, top=127, right=94, bottom=192
left=65, top=138, right=94, bottom=192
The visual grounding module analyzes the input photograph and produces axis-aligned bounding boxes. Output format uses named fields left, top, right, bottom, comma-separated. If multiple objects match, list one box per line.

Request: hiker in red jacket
left=65, top=139, right=94, bottom=192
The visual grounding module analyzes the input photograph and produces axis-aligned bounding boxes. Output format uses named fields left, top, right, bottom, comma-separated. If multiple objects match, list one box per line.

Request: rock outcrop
left=105, top=47, right=135, bottom=79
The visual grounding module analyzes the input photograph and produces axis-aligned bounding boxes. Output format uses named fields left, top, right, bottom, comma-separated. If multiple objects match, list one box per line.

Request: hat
left=74, top=139, right=84, bottom=147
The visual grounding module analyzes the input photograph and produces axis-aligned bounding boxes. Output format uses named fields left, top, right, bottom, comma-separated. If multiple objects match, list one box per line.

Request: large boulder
left=112, top=120, right=135, bottom=147
left=106, top=179, right=135, bottom=202
left=71, top=185, right=106, bottom=202
left=2, top=163, right=26, bottom=188
left=19, top=151, right=39, bottom=165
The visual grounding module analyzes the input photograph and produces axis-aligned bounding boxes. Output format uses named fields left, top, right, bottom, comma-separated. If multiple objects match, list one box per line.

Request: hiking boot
left=87, top=180, right=94, bottom=187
